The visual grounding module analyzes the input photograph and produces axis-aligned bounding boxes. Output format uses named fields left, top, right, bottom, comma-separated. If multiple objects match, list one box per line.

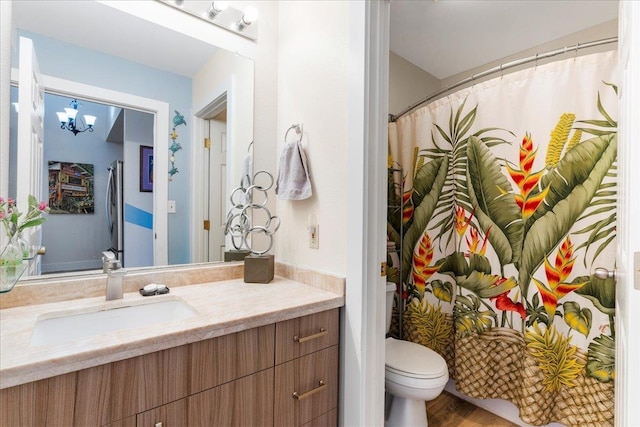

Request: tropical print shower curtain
left=387, top=51, right=617, bottom=427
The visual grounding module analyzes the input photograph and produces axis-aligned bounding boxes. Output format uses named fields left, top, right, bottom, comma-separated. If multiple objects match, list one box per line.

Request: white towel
left=276, top=141, right=312, bottom=200
left=238, top=153, right=253, bottom=205
left=240, top=152, right=253, bottom=189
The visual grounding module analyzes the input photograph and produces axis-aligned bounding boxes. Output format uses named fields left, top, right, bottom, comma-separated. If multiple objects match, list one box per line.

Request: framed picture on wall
left=47, top=161, right=95, bottom=214
left=140, top=145, right=153, bottom=192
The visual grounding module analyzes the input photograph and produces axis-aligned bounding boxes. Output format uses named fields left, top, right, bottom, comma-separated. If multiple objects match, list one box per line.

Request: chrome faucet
left=102, top=251, right=126, bottom=301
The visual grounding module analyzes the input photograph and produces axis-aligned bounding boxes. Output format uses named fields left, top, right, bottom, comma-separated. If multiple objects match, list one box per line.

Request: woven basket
left=454, top=327, right=526, bottom=403
left=517, top=348, right=556, bottom=425
left=403, top=310, right=456, bottom=378
left=518, top=347, right=614, bottom=426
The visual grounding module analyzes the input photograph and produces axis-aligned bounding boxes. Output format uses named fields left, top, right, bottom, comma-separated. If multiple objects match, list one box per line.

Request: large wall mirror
left=7, top=0, right=254, bottom=280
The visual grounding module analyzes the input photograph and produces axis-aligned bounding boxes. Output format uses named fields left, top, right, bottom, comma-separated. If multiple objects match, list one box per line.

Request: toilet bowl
left=385, top=283, right=448, bottom=427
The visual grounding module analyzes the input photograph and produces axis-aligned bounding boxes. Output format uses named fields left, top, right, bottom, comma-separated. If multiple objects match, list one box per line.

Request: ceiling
left=390, top=0, right=619, bottom=80
left=12, top=1, right=619, bottom=81
left=11, top=1, right=219, bottom=78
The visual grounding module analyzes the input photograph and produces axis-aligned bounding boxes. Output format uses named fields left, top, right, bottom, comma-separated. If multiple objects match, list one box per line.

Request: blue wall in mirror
left=12, top=30, right=192, bottom=266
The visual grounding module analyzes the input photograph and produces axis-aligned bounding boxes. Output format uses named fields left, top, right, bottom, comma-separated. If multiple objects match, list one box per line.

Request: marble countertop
left=0, top=276, right=344, bottom=389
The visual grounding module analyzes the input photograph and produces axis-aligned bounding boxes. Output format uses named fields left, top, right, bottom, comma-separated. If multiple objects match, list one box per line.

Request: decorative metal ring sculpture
left=224, top=170, right=279, bottom=255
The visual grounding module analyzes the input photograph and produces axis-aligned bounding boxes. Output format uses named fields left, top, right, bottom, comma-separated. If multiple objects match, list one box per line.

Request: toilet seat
left=385, top=337, right=448, bottom=379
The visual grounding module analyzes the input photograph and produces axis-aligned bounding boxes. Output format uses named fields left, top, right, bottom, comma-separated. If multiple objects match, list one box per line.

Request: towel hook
left=285, top=123, right=303, bottom=143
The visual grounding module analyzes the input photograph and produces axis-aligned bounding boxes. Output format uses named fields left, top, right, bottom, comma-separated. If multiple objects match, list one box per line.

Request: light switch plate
left=309, top=224, right=319, bottom=249
left=168, top=200, right=176, bottom=214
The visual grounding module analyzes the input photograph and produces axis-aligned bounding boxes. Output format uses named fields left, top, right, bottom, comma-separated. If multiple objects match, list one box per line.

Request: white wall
left=440, top=19, right=618, bottom=89
left=389, top=51, right=440, bottom=116
left=276, top=0, right=348, bottom=276
left=192, top=48, right=255, bottom=254
left=192, top=48, right=253, bottom=190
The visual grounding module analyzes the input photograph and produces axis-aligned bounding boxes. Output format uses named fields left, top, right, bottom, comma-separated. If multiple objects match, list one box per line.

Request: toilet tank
left=386, top=282, right=397, bottom=333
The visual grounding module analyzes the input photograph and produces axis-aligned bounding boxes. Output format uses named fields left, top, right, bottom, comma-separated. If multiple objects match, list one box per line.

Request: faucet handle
left=102, top=251, right=121, bottom=272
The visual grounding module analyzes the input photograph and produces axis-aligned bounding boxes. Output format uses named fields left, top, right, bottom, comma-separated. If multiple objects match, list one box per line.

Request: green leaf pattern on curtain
left=388, top=64, right=617, bottom=426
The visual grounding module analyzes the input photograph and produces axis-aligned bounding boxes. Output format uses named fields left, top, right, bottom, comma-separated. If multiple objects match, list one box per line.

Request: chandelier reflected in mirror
left=56, top=99, right=96, bottom=136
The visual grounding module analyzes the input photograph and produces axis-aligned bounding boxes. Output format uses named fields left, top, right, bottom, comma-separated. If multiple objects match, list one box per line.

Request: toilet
left=385, top=283, right=448, bottom=427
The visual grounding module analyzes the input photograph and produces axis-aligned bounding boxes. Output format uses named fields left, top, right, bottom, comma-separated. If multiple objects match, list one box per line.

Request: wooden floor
left=425, top=391, right=520, bottom=427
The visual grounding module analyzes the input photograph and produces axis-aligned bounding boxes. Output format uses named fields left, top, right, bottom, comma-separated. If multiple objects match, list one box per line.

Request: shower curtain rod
left=388, top=36, right=618, bottom=122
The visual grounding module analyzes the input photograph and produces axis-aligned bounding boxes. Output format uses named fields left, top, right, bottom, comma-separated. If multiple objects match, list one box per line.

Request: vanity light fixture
left=56, top=99, right=96, bottom=136
left=235, top=7, right=258, bottom=32
left=207, top=1, right=229, bottom=20
left=158, top=0, right=258, bottom=40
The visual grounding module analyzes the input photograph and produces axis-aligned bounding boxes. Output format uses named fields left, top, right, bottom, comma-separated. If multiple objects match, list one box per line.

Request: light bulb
left=243, top=7, right=258, bottom=24
left=236, top=7, right=258, bottom=31
left=213, top=1, right=229, bottom=12
left=208, top=1, right=228, bottom=19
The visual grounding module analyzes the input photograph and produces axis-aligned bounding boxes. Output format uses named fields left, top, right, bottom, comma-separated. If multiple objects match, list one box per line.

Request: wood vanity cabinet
left=0, top=372, right=76, bottom=426
left=275, top=308, right=340, bottom=426
left=0, top=309, right=340, bottom=427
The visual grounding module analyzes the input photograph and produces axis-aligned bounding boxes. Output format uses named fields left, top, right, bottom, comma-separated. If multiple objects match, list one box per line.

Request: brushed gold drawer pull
left=293, top=328, right=328, bottom=343
left=292, top=380, right=327, bottom=400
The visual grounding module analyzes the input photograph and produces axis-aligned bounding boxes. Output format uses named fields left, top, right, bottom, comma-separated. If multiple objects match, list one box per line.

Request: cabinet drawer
left=275, top=346, right=339, bottom=427
left=275, top=309, right=339, bottom=364
left=0, top=372, right=75, bottom=427
left=74, top=345, right=189, bottom=426
left=301, top=408, right=337, bottom=427
left=136, top=398, right=187, bottom=427
left=102, top=415, right=136, bottom=427
left=189, top=324, right=274, bottom=394
left=188, top=368, right=274, bottom=427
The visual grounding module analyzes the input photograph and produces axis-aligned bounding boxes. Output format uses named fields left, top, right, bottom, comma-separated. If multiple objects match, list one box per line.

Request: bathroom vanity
left=0, top=267, right=344, bottom=427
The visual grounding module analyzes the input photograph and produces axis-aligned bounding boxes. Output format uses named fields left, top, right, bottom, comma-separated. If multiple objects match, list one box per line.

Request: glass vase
left=0, top=236, right=27, bottom=293
left=15, top=232, right=35, bottom=259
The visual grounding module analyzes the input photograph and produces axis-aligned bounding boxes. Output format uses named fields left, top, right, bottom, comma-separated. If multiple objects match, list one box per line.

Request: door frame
left=342, top=1, right=390, bottom=426
left=615, top=2, right=640, bottom=425
left=190, top=80, right=234, bottom=263
left=10, top=69, right=169, bottom=266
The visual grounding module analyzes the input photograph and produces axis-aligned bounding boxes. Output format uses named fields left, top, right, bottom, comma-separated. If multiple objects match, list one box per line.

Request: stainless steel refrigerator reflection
left=106, top=160, right=124, bottom=265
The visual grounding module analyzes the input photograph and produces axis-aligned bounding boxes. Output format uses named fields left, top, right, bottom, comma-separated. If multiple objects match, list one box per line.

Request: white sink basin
left=29, top=297, right=198, bottom=346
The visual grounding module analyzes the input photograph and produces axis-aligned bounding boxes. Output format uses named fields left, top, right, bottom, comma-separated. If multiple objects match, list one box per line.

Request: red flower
left=412, top=231, right=440, bottom=295
left=505, top=133, right=550, bottom=219
left=490, top=292, right=526, bottom=319
left=466, top=225, right=491, bottom=256
left=532, top=236, right=587, bottom=320
left=455, top=206, right=474, bottom=237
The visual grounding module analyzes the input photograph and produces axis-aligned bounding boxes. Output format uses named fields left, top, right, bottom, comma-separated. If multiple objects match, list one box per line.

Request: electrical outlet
left=309, top=224, right=319, bottom=249
left=168, top=200, right=176, bottom=214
